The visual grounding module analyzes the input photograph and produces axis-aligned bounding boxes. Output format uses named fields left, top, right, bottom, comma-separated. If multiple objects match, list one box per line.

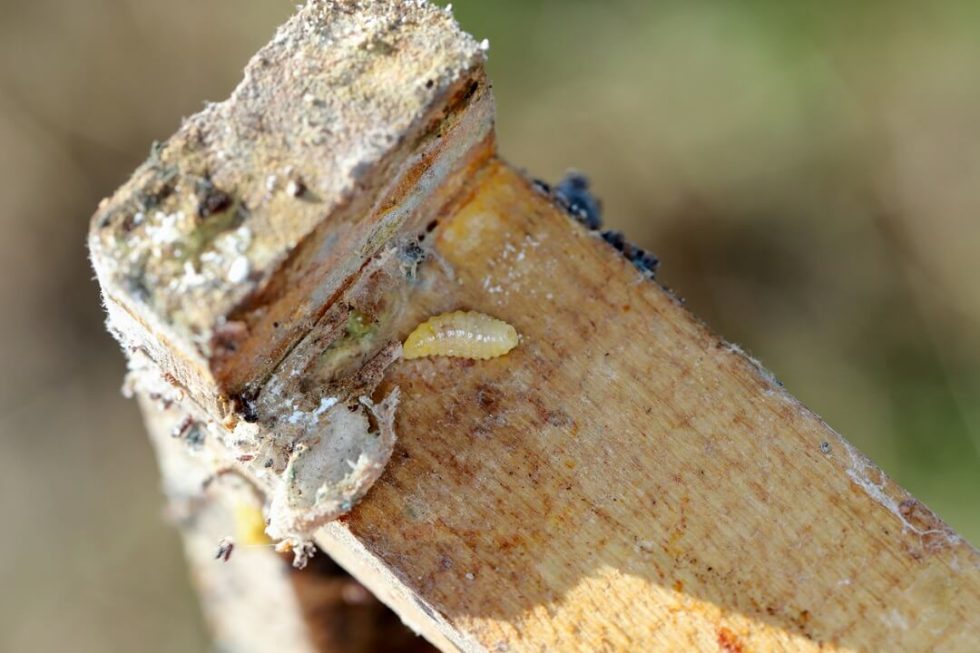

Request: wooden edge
left=304, top=160, right=980, bottom=652
left=92, top=2, right=980, bottom=651
left=140, top=393, right=438, bottom=653
left=129, top=159, right=979, bottom=651
left=89, top=0, right=490, bottom=412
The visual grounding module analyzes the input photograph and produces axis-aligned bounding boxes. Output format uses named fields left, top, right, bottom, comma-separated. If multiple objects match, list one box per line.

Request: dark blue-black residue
left=555, top=172, right=602, bottom=230
left=535, top=171, right=660, bottom=278
left=602, top=230, right=660, bottom=276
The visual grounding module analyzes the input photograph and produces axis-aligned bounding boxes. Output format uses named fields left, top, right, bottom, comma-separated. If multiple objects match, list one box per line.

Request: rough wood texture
left=309, top=160, right=980, bottom=652
left=91, top=0, right=496, bottom=547
left=90, top=0, right=490, bottom=416
left=143, top=395, right=319, bottom=653
left=141, top=394, right=437, bottom=653
left=88, top=1, right=980, bottom=652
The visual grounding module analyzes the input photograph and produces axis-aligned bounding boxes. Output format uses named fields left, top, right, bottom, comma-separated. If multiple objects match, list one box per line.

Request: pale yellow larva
left=403, top=310, right=519, bottom=360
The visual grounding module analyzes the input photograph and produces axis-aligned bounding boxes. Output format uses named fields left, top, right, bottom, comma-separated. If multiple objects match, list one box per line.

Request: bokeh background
left=1, top=1, right=978, bottom=651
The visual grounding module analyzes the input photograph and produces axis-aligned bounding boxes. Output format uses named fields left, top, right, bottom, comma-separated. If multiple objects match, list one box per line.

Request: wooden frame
left=89, top=2, right=979, bottom=651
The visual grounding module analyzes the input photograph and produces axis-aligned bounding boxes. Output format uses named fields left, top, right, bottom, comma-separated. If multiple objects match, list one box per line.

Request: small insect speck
left=215, top=537, right=234, bottom=562
left=398, top=241, right=426, bottom=280
left=403, top=310, right=519, bottom=360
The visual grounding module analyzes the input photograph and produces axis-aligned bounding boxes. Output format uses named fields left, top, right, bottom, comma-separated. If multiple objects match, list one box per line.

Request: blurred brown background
left=1, top=1, right=977, bottom=651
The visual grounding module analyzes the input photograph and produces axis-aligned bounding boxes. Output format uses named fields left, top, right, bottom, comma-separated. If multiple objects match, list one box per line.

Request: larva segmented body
left=403, top=310, right=519, bottom=360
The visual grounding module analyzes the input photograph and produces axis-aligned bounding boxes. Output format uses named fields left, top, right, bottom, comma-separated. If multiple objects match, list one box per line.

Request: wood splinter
left=89, top=1, right=979, bottom=651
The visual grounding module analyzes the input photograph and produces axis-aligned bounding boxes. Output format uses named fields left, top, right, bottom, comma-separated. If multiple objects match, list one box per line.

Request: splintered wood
left=89, top=1, right=979, bottom=651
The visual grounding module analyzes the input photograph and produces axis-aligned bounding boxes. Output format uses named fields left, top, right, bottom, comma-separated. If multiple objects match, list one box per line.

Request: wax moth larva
left=403, top=310, right=519, bottom=360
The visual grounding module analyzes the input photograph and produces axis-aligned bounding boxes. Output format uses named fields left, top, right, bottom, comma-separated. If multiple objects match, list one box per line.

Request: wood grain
left=88, top=2, right=980, bottom=651
left=140, top=394, right=437, bottom=653
left=310, top=160, right=980, bottom=652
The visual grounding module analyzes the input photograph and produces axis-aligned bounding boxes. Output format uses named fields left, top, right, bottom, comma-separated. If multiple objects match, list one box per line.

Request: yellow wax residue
left=439, top=209, right=503, bottom=259
left=234, top=502, right=272, bottom=547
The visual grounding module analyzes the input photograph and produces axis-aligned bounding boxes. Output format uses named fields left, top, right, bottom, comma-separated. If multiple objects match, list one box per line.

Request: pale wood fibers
left=313, top=161, right=980, bottom=652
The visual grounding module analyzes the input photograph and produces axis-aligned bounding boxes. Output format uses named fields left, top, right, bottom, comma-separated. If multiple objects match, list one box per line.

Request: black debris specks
left=541, top=171, right=660, bottom=278
left=460, top=79, right=479, bottom=104
left=232, top=388, right=260, bottom=423
left=195, top=176, right=233, bottom=219
left=137, top=178, right=176, bottom=215
left=601, top=229, right=625, bottom=251
left=531, top=178, right=551, bottom=195
left=621, top=240, right=660, bottom=276
left=215, top=537, right=234, bottom=562
left=554, top=172, right=602, bottom=230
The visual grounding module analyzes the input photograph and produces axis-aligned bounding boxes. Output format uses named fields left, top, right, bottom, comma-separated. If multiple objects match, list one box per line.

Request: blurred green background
left=1, top=1, right=977, bottom=651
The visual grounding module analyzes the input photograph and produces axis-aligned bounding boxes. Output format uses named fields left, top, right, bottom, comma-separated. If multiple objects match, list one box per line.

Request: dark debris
left=554, top=172, right=602, bottom=230
left=398, top=240, right=426, bottom=280
left=215, top=537, right=234, bottom=562
left=232, top=388, right=260, bottom=423
left=195, top=176, right=233, bottom=219
left=539, top=171, right=660, bottom=278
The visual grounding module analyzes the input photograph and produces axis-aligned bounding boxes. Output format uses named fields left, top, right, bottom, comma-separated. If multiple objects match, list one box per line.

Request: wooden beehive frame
left=89, top=2, right=980, bottom=651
